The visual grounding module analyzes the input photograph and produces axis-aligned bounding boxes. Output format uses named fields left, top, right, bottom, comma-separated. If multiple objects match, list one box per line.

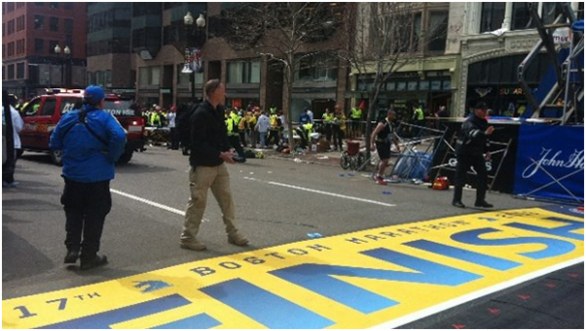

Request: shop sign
left=499, top=87, right=525, bottom=96
left=552, top=28, right=571, bottom=46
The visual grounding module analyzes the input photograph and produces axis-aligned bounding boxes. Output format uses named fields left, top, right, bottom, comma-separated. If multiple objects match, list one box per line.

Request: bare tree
left=339, top=3, right=446, bottom=158
left=220, top=3, right=346, bottom=150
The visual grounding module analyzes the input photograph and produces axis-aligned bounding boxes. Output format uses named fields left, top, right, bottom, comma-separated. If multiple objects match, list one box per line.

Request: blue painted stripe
left=272, top=264, right=398, bottom=314
left=153, top=313, right=220, bottom=329
left=405, top=239, right=521, bottom=271
left=452, top=228, right=575, bottom=259
left=201, top=278, right=333, bottom=329
left=40, top=294, right=190, bottom=329
left=507, top=217, right=584, bottom=241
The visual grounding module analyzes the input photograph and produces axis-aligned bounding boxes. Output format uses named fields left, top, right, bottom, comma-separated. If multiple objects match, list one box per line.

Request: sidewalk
left=260, top=146, right=345, bottom=167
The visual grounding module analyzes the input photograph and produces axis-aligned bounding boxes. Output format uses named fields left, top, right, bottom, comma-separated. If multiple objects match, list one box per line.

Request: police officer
left=226, top=108, right=245, bottom=162
left=322, top=108, right=335, bottom=142
left=349, top=106, right=362, bottom=138
left=452, top=101, right=495, bottom=209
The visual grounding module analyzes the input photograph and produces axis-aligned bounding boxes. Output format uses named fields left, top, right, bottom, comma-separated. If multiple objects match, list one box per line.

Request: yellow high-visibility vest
left=350, top=107, right=362, bottom=120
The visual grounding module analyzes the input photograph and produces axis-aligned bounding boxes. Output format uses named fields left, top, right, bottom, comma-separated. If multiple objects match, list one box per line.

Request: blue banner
left=514, top=125, right=584, bottom=203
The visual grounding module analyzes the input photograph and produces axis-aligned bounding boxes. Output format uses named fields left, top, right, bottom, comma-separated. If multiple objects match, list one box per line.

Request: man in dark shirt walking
left=452, top=101, right=495, bottom=209
left=181, top=79, right=249, bottom=251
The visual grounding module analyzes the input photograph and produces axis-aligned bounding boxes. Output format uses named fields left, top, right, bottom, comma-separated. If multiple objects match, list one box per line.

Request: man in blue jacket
left=50, top=85, right=126, bottom=270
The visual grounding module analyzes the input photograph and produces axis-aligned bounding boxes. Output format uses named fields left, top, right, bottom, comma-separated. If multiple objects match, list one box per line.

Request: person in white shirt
left=255, top=111, right=270, bottom=148
left=3, top=104, right=24, bottom=187
left=167, top=105, right=178, bottom=150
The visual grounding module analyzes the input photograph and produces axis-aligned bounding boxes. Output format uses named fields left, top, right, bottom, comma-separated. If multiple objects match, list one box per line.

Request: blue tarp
left=393, top=150, right=432, bottom=180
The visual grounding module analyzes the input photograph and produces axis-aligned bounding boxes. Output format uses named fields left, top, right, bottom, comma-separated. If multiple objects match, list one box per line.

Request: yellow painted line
left=2, top=207, right=583, bottom=329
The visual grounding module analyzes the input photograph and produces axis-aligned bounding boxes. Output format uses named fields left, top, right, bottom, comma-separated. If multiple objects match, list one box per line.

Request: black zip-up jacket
left=189, top=100, right=231, bottom=167
left=455, top=113, right=490, bottom=156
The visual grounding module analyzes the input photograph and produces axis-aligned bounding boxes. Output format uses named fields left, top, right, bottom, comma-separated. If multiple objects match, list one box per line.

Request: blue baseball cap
left=84, top=85, right=105, bottom=104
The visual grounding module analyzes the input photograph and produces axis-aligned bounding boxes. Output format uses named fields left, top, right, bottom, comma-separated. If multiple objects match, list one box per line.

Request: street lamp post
left=54, top=44, right=71, bottom=87
left=183, top=12, right=206, bottom=99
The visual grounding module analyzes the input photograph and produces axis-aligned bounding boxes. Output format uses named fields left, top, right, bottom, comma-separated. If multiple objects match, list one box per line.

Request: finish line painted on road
left=2, top=206, right=583, bottom=329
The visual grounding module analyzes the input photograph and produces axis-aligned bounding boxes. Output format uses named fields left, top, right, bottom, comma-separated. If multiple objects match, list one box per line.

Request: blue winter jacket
left=49, top=105, right=126, bottom=182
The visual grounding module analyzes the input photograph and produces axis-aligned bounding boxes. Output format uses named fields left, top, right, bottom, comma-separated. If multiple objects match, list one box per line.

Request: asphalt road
left=2, top=146, right=583, bottom=328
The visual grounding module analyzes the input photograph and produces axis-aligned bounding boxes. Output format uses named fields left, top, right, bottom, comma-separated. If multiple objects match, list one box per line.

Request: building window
left=16, top=16, right=25, bottom=31
left=50, top=17, right=59, bottom=32
left=7, top=20, right=15, bottom=35
left=35, top=39, right=44, bottom=53
left=480, top=3, right=505, bottom=33
left=7, top=64, right=15, bottom=80
left=150, top=67, right=160, bottom=85
left=87, top=72, right=95, bottom=85
left=7, top=42, right=15, bottom=57
left=49, top=40, right=58, bottom=54
left=177, top=65, right=190, bottom=85
left=34, top=15, right=44, bottom=30
left=512, top=3, right=535, bottom=30
left=16, top=39, right=24, bottom=54
left=177, top=64, right=204, bottom=85
left=138, top=67, right=161, bottom=86
left=227, top=60, right=261, bottom=84
left=105, top=70, right=112, bottom=86
left=95, top=71, right=104, bottom=85
left=296, top=54, right=337, bottom=82
left=139, top=68, right=149, bottom=86
left=16, top=63, right=25, bottom=79
left=427, top=11, right=448, bottom=52
left=64, top=19, right=73, bottom=33
left=48, top=3, right=59, bottom=9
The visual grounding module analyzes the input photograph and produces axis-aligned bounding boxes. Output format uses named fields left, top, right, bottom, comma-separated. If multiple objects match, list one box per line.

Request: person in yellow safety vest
left=268, top=111, right=281, bottom=146
left=303, top=122, right=314, bottom=150
left=149, top=110, right=162, bottom=127
left=350, top=106, right=362, bottom=139
left=412, top=103, right=426, bottom=137
left=248, top=110, right=258, bottom=147
left=322, top=108, right=335, bottom=143
left=225, top=109, right=245, bottom=162
left=239, top=111, right=250, bottom=147
left=332, top=105, right=346, bottom=151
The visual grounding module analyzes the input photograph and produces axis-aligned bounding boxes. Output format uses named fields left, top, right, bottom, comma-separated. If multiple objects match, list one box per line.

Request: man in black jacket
left=180, top=79, right=249, bottom=251
left=452, top=101, right=495, bottom=209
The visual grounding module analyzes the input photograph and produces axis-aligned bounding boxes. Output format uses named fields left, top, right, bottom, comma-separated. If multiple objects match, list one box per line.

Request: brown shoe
left=228, top=233, right=249, bottom=247
left=180, top=240, right=207, bottom=251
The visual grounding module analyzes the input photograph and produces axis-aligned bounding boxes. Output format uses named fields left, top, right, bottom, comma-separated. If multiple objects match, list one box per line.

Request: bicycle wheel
left=355, top=151, right=367, bottom=171
left=340, top=151, right=351, bottom=169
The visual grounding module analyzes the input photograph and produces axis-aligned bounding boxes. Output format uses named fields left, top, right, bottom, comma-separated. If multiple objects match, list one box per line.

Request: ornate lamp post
left=183, top=12, right=206, bottom=99
left=54, top=44, right=71, bottom=87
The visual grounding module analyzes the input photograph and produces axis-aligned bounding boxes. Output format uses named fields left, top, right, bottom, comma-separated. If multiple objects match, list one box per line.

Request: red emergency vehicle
left=19, top=88, right=145, bottom=165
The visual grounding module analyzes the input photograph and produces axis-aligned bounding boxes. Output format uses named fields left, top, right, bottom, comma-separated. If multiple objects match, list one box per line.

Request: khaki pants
left=181, top=163, right=238, bottom=241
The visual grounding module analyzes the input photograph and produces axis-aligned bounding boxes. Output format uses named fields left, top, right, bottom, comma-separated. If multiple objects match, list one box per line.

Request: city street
left=2, top=146, right=583, bottom=328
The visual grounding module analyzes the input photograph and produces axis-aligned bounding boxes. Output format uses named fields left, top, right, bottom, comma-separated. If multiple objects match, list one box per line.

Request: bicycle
left=340, top=149, right=367, bottom=170
left=339, top=141, right=367, bottom=171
